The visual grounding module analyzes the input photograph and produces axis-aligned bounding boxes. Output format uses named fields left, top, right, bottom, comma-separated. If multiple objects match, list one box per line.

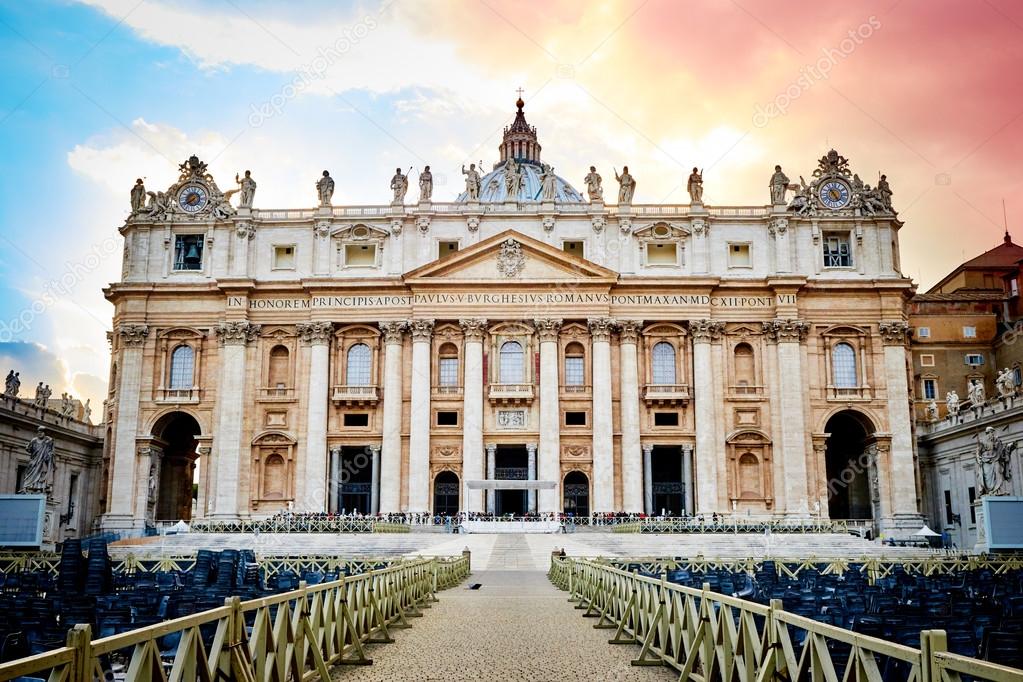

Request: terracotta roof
left=913, top=290, right=1007, bottom=302
left=959, top=238, right=1023, bottom=269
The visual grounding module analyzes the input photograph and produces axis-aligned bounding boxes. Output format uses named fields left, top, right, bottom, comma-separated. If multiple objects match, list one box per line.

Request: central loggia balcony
left=488, top=383, right=534, bottom=404
left=332, top=384, right=379, bottom=405
left=643, top=383, right=691, bottom=406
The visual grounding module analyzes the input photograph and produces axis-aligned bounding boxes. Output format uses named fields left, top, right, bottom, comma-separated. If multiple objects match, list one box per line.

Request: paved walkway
left=331, top=536, right=676, bottom=681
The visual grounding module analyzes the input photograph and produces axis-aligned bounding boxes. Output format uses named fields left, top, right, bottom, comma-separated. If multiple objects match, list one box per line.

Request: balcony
left=488, top=383, right=534, bottom=404
left=561, top=384, right=591, bottom=396
left=643, top=384, right=691, bottom=406
left=729, top=384, right=765, bottom=399
left=155, top=387, right=200, bottom=403
left=827, top=385, right=871, bottom=401
left=433, top=384, right=463, bottom=398
left=257, top=386, right=296, bottom=402
left=332, top=384, right=379, bottom=405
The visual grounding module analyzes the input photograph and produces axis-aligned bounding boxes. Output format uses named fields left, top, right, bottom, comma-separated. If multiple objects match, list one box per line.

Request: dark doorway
left=824, top=412, right=874, bottom=520
left=563, top=471, right=590, bottom=517
left=338, top=446, right=373, bottom=514
left=433, top=471, right=459, bottom=515
left=495, top=445, right=527, bottom=515
left=154, top=412, right=201, bottom=521
left=651, top=445, right=686, bottom=516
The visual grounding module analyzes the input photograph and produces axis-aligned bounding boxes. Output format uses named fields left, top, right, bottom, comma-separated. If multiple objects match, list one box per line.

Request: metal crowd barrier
left=610, top=517, right=870, bottom=534
left=549, top=556, right=1023, bottom=682
left=187, top=517, right=411, bottom=533
left=0, top=555, right=470, bottom=682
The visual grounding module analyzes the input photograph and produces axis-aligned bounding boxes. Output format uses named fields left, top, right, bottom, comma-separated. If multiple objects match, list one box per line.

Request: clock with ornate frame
left=818, top=180, right=851, bottom=210
left=177, top=184, right=209, bottom=213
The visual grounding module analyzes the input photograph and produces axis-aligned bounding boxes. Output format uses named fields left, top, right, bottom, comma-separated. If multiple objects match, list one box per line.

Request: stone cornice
left=459, top=318, right=488, bottom=341
left=762, top=318, right=809, bottom=342
left=117, top=324, right=150, bottom=347
left=878, top=320, right=911, bottom=346
left=296, top=321, right=333, bottom=345
left=215, top=321, right=261, bottom=345
left=587, top=317, right=615, bottom=342
left=379, top=321, right=406, bottom=344
left=534, top=318, right=563, bottom=342
left=617, top=319, right=644, bottom=344
left=407, top=318, right=435, bottom=342
left=688, top=319, right=725, bottom=342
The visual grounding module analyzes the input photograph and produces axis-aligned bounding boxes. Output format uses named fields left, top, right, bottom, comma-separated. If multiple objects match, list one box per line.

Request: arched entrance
left=153, top=412, right=201, bottom=521
left=433, top=471, right=459, bottom=516
left=563, top=471, right=589, bottom=517
left=824, top=411, right=875, bottom=520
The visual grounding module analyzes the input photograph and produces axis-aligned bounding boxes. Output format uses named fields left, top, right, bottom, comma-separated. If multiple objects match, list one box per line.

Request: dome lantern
left=498, top=91, right=541, bottom=167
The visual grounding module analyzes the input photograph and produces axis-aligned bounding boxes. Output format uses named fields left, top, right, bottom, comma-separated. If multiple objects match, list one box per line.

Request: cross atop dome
left=499, top=92, right=540, bottom=167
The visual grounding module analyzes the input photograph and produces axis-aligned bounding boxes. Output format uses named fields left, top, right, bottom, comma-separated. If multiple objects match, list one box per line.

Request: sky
left=1, top=0, right=1022, bottom=413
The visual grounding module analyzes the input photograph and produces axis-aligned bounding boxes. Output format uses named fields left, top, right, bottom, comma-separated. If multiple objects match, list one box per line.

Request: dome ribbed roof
left=457, top=160, right=585, bottom=203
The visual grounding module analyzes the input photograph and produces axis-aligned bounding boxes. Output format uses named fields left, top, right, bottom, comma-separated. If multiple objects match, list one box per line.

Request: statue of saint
left=83, top=398, right=92, bottom=424
left=60, top=393, right=75, bottom=418
left=236, top=170, right=256, bottom=208
left=390, top=167, right=408, bottom=205
left=997, top=367, right=1017, bottom=398
left=418, top=166, right=433, bottom=202
left=130, top=179, right=146, bottom=215
left=4, top=370, right=19, bottom=398
left=584, top=166, right=603, bottom=202
left=33, top=381, right=45, bottom=406
left=539, top=163, right=558, bottom=202
left=769, top=165, right=790, bottom=204
left=925, top=400, right=939, bottom=422
left=316, top=170, right=335, bottom=207
left=462, top=163, right=482, bottom=201
left=504, top=159, right=521, bottom=198
left=687, top=167, right=703, bottom=203
left=975, top=426, right=1016, bottom=496
left=968, top=378, right=986, bottom=407
left=615, top=166, right=635, bottom=204
left=20, top=427, right=54, bottom=494
left=946, top=390, right=960, bottom=417
left=877, top=174, right=893, bottom=210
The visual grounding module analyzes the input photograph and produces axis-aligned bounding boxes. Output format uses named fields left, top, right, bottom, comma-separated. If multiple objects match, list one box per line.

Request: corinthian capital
left=296, top=321, right=333, bottom=345
left=688, top=319, right=725, bottom=342
left=762, top=318, right=809, bottom=342
left=617, top=319, right=644, bottom=344
left=407, top=318, right=435, bottom=342
left=534, top=318, right=563, bottom=342
left=878, top=320, right=911, bottom=346
left=587, top=317, right=615, bottom=342
left=379, top=321, right=406, bottom=344
left=117, top=324, right=150, bottom=347
left=459, top=318, right=489, bottom=341
left=215, top=321, right=262, bottom=345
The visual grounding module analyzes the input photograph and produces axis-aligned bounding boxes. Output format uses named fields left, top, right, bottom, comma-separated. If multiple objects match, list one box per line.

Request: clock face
left=178, top=184, right=209, bottom=213
left=819, top=180, right=850, bottom=209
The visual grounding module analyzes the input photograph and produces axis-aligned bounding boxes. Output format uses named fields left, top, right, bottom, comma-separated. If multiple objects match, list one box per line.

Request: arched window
left=832, top=342, right=857, bottom=388
left=169, top=345, right=194, bottom=389
left=651, top=342, right=677, bottom=384
left=564, top=342, right=585, bottom=386
left=268, top=345, right=290, bottom=388
left=346, top=343, right=371, bottom=386
left=734, top=343, right=755, bottom=387
left=500, top=341, right=524, bottom=383
left=438, top=342, right=459, bottom=386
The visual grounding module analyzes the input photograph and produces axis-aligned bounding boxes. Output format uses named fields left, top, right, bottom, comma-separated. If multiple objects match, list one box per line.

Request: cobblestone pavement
left=330, top=568, right=677, bottom=682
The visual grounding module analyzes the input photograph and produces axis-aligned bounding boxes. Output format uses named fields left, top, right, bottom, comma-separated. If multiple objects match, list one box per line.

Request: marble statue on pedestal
left=769, top=165, right=790, bottom=204
left=539, top=163, right=557, bottom=202
left=505, top=159, right=521, bottom=198
left=615, top=166, right=635, bottom=204
left=20, top=427, right=54, bottom=494
left=83, top=398, right=92, bottom=424
left=418, top=166, right=433, bottom=202
left=996, top=367, right=1016, bottom=398
left=390, top=168, right=408, bottom=205
left=975, top=426, right=1015, bottom=496
left=316, top=170, right=335, bottom=207
left=236, top=170, right=256, bottom=208
left=925, top=400, right=939, bottom=422
left=946, top=390, right=960, bottom=417
left=687, top=167, right=703, bottom=203
left=130, top=179, right=146, bottom=215
left=4, top=370, right=20, bottom=397
left=877, top=174, right=893, bottom=210
left=584, top=166, right=603, bottom=201
left=968, top=378, right=985, bottom=407
left=462, top=163, right=481, bottom=201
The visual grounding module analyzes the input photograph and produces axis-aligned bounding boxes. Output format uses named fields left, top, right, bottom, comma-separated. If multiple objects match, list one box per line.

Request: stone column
left=683, top=445, right=695, bottom=515
left=407, top=319, right=435, bottom=512
left=763, top=319, right=811, bottom=516
left=618, top=320, right=644, bottom=512
left=369, top=445, right=381, bottom=514
left=328, top=446, right=340, bottom=513
left=642, top=444, right=653, bottom=515
left=378, top=322, right=405, bottom=513
left=296, top=322, right=332, bottom=512
left=589, top=317, right=616, bottom=512
left=878, top=321, right=922, bottom=526
left=526, top=442, right=538, bottom=513
left=535, top=318, right=562, bottom=513
left=210, top=321, right=260, bottom=519
left=106, top=325, right=149, bottom=526
left=690, top=319, right=724, bottom=513
left=486, top=443, right=497, bottom=514
left=460, top=318, right=488, bottom=513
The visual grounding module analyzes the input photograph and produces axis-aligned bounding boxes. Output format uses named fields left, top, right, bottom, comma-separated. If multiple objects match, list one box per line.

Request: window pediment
left=332, top=223, right=389, bottom=242
left=633, top=222, right=690, bottom=241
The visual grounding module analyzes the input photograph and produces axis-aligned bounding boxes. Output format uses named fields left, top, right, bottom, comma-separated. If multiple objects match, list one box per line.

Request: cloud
left=0, top=342, right=70, bottom=396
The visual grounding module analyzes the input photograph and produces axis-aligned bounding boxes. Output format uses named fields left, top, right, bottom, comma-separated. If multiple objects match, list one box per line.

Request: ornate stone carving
left=390, top=217, right=403, bottom=235
left=618, top=319, right=643, bottom=344
left=497, top=410, right=526, bottom=428
left=762, top=318, right=809, bottom=342
left=296, top=321, right=333, bottom=345
left=235, top=221, right=255, bottom=240
left=689, top=319, right=725, bottom=342
left=878, top=320, right=911, bottom=346
left=19, top=427, right=54, bottom=494
left=768, top=217, right=788, bottom=237
left=466, top=216, right=480, bottom=233
left=690, top=218, right=707, bottom=236
left=415, top=215, right=431, bottom=234
left=542, top=216, right=555, bottom=233
left=591, top=215, right=606, bottom=233
left=215, top=321, right=261, bottom=345
left=587, top=317, right=615, bottom=342
left=432, top=445, right=459, bottom=459
left=618, top=217, right=632, bottom=234
left=314, top=220, right=331, bottom=238
left=976, top=426, right=1016, bottom=496
left=407, top=319, right=435, bottom=342
left=118, top=324, right=150, bottom=347
left=459, top=318, right=488, bottom=341
left=130, top=155, right=236, bottom=222
left=534, top=318, right=563, bottom=342
left=497, top=239, right=526, bottom=278
left=379, top=321, right=406, bottom=344
left=563, top=444, right=589, bottom=459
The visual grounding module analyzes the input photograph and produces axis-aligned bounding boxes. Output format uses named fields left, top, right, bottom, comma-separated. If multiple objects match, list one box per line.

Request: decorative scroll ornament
left=235, top=221, right=256, bottom=240
left=459, top=318, right=488, bottom=340
left=768, top=217, right=788, bottom=237
left=466, top=216, right=481, bottom=233
left=314, top=220, right=331, bottom=238
left=379, top=321, right=406, bottom=344
left=617, top=319, right=644, bottom=344
left=688, top=319, right=725, bottom=342
left=618, top=217, right=633, bottom=235
left=877, top=320, right=911, bottom=346
left=215, top=320, right=262, bottom=345
left=390, top=217, right=404, bottom=235
left=416, top=216, right=431, bottom=234
left=117, top=324, right=150, bottom=347
left=690, top=218, right=707, bottom=237
left=591, top=215, right=606, bottom=233
left=788, top=148, right=895, bottom=218
left=497, top=239, right=526, bottom=278
left=407, top=318, right=435, bottom=341
left=533, top=318, right=563, bottom=342
left=296, top=321, right=333, bottom=344
left=762, top=318, right=809, bottom=342
left=587, top=317, right=615, bottom=342
left=542, top=216, right=556, bottom=233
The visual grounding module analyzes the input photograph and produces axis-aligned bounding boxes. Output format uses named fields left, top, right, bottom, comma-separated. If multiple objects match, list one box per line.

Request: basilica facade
left=102, top=99, right=921, bottom=536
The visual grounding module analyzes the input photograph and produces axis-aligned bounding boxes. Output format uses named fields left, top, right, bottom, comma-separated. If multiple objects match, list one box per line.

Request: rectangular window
left=962, top=326, right=977, bottom=338
left=965, top=353, right=984, bottom=366
left=919, top=354, right=935, bottom=367
left=565, top=411, right=586, bottom=426
left=273, top=245, right=296, bottom=269
left=438, top=241, right=459, bottom=258
left=646, top=242, right=677, bottom=265
left=343, top=413, right=369, bottom=427
left=173, top=234, right=204, bottom=270
left=564, top=356, right=584, bottom=386
left=923, top=379, right=936, bottom=400
left=916, top=327, right=931, bottom=338
left=438, top=357, right=458, bottom=386
left=968, top=486, right=976, bottom=524
left=436, top=411, right=458, bottom=426
left=654, top=412, right=679, bottom=426
left=943, top=490, right=954, bottom=526
left=728, top=243, right=752, bottom=268
left=1012, top=279, right=1019, bottom=297
left=562, top=240, right=584, bottom=257
left=344, top=244, right=377, bottom=267
left=823, top=234, right=851, bottom=267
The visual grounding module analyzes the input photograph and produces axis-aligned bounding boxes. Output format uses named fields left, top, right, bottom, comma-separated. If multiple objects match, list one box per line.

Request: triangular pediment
left=404, top=230, right=617, bottom=283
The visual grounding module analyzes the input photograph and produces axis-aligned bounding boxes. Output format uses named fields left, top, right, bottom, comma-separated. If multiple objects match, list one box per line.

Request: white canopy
left=913, top=524, right=942, bottom=537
